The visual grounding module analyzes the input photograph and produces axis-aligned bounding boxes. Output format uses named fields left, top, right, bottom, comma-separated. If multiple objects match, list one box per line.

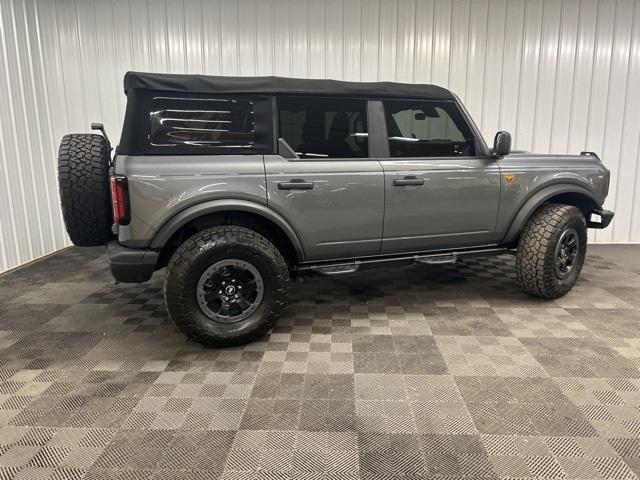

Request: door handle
left=393, top=176, right=424, bottom=186
left=277, top=179, right=314, bottom=190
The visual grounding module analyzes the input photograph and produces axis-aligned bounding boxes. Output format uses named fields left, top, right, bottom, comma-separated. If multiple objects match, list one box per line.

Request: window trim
left=274, top=95, right=373, bottom=162
left=455, top=94, right=491, bottom=158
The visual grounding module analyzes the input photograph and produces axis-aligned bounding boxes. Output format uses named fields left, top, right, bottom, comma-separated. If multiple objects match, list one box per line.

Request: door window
left=278, top=97, right=368, bottom=158
left=383, top=100, right=475, bottom=157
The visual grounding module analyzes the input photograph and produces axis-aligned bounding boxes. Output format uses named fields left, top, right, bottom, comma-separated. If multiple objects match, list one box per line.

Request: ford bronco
left=57, top=72, right=614, bottom=346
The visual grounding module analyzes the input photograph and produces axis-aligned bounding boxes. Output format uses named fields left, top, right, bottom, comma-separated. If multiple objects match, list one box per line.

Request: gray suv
left=58, top=72, right=614, bottom=346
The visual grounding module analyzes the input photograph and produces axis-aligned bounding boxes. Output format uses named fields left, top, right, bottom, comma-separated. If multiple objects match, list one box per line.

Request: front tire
left=164, top=226, right=289, bottom=347
left=515, top=204, right=587, bottom=299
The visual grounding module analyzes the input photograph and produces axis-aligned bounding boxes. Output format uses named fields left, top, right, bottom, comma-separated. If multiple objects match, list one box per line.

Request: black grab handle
left=393, top=176, right=424, bottom=186
left=278, top=180, right=314, bottom=190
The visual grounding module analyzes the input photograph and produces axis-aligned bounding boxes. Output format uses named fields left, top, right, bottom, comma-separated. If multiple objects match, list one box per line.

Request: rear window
left=146, top=94, right=272, bottom=155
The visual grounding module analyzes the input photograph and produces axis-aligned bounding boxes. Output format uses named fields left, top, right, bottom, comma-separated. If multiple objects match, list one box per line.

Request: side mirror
left=493, top=131, right=511, bottom=157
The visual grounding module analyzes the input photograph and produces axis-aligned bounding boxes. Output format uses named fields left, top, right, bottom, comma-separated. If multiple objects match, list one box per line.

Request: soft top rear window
left=140, top=92, right=273, bottom=155
left=150, top=96, right=255, bottom=147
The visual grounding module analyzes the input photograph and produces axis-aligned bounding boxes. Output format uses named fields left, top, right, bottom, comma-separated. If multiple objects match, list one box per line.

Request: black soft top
left=123, top=71, right=454, bottom=100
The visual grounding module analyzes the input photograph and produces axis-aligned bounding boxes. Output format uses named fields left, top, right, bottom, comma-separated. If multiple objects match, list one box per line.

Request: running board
left=413, top=253, right=457, bottom=265
left=298, top=247, right=508, bottom=274
left=311, top=264, right=360, bottom=275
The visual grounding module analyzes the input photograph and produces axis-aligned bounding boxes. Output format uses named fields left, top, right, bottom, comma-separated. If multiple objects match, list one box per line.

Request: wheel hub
left=554, top=228, right=579, bottom=279
left=196, top=259, right=264, bottom=323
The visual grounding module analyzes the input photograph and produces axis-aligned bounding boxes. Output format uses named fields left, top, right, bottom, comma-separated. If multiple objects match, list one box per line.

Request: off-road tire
left=58, top=134, right=112, bottom=246
left=164, top=226, right=289, bottom=347
left=516, top=204, right=587, bottom=299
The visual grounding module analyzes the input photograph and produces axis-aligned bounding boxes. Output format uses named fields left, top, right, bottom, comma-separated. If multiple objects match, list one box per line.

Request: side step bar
left=414, top=253, right=457, bottom=265
left=311, top=264, right=361, bottom=275
left=302, top=247, right=509, bottom=275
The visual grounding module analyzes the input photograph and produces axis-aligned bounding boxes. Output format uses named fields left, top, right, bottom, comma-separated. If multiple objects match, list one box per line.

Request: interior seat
left=325, top=112, right=353, bottom=157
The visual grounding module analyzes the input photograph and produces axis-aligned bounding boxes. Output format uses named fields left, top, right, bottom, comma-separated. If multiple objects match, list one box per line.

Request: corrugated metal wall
left=1, top=0, right=639, bottom=273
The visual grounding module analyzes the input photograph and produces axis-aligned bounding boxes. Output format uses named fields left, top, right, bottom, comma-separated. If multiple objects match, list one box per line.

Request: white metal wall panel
left=0, top=0, right=639, bottom=273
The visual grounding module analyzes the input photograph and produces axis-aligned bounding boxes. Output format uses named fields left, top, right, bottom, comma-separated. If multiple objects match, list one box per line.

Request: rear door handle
left=277, top=179, right=314, bottom=190
left=393, top=176, right=424, bottom=186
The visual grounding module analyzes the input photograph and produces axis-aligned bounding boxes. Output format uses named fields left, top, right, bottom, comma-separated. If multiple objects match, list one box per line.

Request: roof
left=123, top=71, right=454, bottom=100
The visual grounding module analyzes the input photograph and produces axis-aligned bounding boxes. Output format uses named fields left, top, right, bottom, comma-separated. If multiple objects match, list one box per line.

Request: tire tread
left=164, top=226, right=289, bottom=347
left=58, top=134, right=112, bottom=246
left=515, top=203, right=585, bottom=299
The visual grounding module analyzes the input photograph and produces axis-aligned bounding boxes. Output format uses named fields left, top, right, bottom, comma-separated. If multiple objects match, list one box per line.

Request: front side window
left=278, top=97, right=369, bottom=158
left=149, top=95, right=255, bottom=150
left=383, top=100, right=475, bottom=157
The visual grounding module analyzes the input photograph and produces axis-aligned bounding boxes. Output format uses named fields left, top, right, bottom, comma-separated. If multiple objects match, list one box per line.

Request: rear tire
left=58, top=134, right=113, bottom=246
left=164, top=226, right=289, bottom=347
left=515, top=204, right=587, bottom=299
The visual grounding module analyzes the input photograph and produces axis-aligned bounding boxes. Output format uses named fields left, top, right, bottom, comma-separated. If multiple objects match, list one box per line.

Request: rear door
left=374, top=99, right=501, bottom=254
left=265, top=96, right=384, bottom=261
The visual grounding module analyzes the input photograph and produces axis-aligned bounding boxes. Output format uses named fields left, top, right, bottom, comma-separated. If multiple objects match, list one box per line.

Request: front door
left=265, top=96, right=384, bottom=261
left=376, top=99, right=501, bottom=254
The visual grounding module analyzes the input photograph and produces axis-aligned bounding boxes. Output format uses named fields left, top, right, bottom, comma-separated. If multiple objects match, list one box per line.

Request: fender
left=502, top=182, right=600, bottom=244
left=150, top=198, right=305, bottom=260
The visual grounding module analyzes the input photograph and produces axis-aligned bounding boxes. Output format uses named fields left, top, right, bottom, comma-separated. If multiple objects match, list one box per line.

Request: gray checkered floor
left=1, top=246, right=639, bottom=479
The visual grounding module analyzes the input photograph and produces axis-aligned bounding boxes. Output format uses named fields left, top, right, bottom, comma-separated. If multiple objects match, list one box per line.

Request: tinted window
left=383, top=100, right=475, bottom=157
left=278, top=97, right=368, bottom=158
left=149, top=96, right=255, bottom=149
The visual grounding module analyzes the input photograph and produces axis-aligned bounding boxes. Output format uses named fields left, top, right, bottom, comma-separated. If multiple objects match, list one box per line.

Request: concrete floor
left=0, top=245, right=639, bottom=479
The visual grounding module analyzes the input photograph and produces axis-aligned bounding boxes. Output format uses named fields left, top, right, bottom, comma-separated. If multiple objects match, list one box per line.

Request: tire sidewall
left=544, top=210, right=587, bottom=294
left=165, top=236, right=287, bottom=342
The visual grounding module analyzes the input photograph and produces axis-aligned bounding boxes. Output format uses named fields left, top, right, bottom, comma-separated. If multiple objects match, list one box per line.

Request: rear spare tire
left=58, top=134, right=113, bottom=246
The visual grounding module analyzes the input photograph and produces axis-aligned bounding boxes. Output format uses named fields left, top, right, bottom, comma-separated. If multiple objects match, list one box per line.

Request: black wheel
left=515, top=204, right=587, bottom=299
left=58, top=134, right=113, bottom=246
left=164, top=226, right=289, bottom=347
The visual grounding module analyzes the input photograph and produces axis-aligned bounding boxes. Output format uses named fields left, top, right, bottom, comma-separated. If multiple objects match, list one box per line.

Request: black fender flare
left=503, top=183, right=600, bottom=244
left=150, top=199, right=305, bottom=261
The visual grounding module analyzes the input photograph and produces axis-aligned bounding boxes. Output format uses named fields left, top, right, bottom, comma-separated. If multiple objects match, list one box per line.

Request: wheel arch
left=503, top=183, right=600, bottom=244
left=151, top=199, right=305, bottom=266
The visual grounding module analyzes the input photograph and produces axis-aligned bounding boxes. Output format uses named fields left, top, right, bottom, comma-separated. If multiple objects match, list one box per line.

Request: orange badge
left=504, top=174, right=514, bottom=184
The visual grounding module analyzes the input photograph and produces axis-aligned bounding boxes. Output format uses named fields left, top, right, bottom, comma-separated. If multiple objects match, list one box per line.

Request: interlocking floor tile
left=1, top=246, right=640, bottom=478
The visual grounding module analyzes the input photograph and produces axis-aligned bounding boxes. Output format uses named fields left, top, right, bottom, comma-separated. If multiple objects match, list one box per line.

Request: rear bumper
left=587, top=209, right=614, bottom=229
left=107, top=241, right=159, bottom=283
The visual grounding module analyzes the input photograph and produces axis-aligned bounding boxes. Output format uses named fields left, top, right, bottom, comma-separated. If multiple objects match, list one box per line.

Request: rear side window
left=147, top=94, right=272, bottom=154
left=278, top=97, right=368, bottom=158
left=383, top=100, right=475, bottom=157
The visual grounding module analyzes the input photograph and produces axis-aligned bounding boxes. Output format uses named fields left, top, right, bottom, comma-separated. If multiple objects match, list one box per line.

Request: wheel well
left=544, top=192, right=599, bottom=217
left=506, top=191, right=599, bottom=247
left=157, top=211, right=299, bottom=269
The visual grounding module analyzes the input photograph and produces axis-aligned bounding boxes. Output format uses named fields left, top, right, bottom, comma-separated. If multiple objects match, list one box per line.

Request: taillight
left=110, top=175, right=130, bottom=225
